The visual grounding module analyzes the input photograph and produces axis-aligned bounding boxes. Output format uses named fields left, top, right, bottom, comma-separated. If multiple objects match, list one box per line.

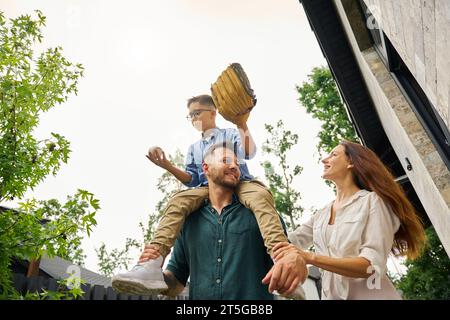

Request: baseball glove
left=210, top=63, right=257, bottom=124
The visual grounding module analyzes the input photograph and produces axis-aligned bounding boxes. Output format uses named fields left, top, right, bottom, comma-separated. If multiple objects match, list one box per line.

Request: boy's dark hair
left=187, top=95, right=216, bottom=109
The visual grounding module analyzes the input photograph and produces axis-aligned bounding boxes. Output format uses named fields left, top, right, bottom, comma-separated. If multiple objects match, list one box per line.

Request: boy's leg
left=236, top=180, right=288, bottom=257
left=237, top=180, right=306, bottom=300
left=150, top=186, right=209, bottom=257
left=112, top=186, right=209, bottom=295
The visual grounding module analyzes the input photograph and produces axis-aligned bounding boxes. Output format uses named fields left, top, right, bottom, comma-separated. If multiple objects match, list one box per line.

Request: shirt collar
left=204, top=192, right=240, bottom=208
left=343, top=189, right=370, bottom=207
left=326, top=189, right=370, bottom=210
left=201, top=127, right=220, bottom=140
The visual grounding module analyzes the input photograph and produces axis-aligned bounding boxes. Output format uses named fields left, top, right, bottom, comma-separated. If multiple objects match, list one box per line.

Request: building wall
left=332, top=0, right=450, bottom=256
left=362, top=0, right=450, bottom=128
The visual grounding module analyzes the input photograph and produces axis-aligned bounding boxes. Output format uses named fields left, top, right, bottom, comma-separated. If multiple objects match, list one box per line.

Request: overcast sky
left=1, top=0, right=348, bottom=273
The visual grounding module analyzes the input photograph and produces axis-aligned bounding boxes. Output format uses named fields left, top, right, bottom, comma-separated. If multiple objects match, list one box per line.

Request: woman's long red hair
left=341, top=141, right=426, bottom=259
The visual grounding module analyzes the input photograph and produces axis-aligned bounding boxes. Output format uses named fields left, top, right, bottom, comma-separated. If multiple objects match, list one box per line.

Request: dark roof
left=12, top=256, right=187, bottom=300
left=2, top=204, right=109, bottom=286
left=38, top=255, right=112, bottom=288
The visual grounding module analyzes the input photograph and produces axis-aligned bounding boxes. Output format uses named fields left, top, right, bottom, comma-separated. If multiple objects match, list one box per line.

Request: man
left=112, top=95, right=292, bottom=297
left=137, top=142, right=308, bottom=299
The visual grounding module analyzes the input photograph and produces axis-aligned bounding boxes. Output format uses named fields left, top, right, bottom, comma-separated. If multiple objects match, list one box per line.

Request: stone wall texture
left=332, top=0, right=450, bottom=255
left=362, top=0, right=450, bottom=128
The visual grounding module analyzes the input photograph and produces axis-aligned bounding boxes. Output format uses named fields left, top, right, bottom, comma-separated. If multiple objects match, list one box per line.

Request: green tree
left=261, top=120, right=303, bottom=231
left=0, top=10, right=84, bottom=201
left=0, top=11, right=98, bottom=298
left=296, top=66, right=359, bottom=158
left=395, top=227, right=450, bottom=299
left=7, top=277, right=86, bottom=300
left=96, top=150, right=185, bottom=277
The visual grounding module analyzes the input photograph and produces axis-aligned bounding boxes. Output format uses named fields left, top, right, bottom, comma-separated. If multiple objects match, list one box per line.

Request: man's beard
left=210, top=172, right=239, bottom=189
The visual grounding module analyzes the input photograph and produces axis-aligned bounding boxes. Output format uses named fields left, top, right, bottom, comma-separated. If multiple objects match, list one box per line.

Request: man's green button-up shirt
left=166, top=195, right=284, bottom=300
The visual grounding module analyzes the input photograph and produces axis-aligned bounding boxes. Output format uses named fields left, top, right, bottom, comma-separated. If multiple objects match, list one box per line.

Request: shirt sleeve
left=183, top=144, right=199, bottom=188
left=288, top=215, right=314, bottom=250
left=230, top=128, right=257, bottom=160
left=166, top=233, right=190, bottom=286
left=358, top=193, right=400, bottom=275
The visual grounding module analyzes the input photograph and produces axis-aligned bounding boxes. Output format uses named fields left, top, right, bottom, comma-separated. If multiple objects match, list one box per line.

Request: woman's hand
left=273, top=242, right=314, bottom=265
left=272, top=242, right=296, bottom=260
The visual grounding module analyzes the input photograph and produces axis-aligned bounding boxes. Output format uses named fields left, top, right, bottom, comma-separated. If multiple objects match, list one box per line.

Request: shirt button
left=217, top=258, right=222, bottom=262
left=216, top=279, right=221, bottom=284
left=218, top=239, right=222, bottom=243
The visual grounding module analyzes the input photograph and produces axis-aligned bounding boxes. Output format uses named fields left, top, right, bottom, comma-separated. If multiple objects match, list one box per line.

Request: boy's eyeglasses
left=186, top=109, right=212, bottom=121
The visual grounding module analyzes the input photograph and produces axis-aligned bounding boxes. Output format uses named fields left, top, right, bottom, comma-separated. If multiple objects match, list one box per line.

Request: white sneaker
left=111, top=256, right=168, bottom=296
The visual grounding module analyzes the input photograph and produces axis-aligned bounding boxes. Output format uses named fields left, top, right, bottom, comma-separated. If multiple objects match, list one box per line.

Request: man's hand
left=262, top=251, right=308, bottom=296
left=161, top=270, right=186, bottom=297
left=138, top=244, right=161, bottom=264
left=146, top=146, right=171, bottom=170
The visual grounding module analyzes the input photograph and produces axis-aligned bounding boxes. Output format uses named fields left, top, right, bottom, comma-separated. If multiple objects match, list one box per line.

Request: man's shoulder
left=183, top=201, right=209, bottom=223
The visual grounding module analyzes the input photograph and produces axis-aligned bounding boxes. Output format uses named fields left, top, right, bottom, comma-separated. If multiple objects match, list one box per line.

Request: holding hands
left=261, top=242, right=309, bottom=296
left=272, top=242, right=315, bottom=265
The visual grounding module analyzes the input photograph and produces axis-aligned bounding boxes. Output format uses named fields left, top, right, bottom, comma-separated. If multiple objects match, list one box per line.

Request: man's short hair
left=204, top=141, right=238, bottom=164
left=187, top=94, right=216, bottom=109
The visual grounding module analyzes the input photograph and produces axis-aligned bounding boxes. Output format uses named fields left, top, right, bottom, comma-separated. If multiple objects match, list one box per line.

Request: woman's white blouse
left=288, top=189, right=401, bottom=300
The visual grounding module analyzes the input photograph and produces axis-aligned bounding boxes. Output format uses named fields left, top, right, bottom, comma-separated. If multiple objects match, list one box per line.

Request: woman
left=274, top=141, right=425, bottom=300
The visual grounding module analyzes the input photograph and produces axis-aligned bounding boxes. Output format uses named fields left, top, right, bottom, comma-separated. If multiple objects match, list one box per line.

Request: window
left=360, top=0, right=450, bottom=170
left=384, top=35, right=450, bottom=170
left=359, top=0, right=388, bottom=65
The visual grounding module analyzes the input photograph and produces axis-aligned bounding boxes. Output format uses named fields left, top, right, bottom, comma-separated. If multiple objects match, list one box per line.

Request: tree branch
left=10, top=226, right=75, bottom=250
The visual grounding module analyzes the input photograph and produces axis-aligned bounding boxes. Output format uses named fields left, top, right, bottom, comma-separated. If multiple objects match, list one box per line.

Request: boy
left=112, top=95, right=303, bottom=298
